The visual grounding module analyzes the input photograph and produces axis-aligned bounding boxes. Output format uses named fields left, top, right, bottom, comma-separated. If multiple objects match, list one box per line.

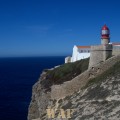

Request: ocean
left=0, top=56, right=65, bottom=120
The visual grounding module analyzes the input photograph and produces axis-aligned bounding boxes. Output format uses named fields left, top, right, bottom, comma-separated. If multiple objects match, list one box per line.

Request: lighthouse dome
left=102, top=25, right=109, bottom=30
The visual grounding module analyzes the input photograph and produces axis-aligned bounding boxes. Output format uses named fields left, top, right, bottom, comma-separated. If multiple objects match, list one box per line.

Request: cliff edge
left=28, top=55, right=120, bottom=120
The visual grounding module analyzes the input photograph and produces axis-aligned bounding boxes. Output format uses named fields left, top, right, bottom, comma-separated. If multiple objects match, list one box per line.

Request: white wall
left=71, top=45, right=78, bottom=62
left=65, top=56, right=71, bottom=63
left=71, top=45, right=90, bottom=62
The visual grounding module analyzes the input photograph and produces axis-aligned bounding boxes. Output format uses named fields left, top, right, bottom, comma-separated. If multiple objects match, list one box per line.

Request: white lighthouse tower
left=101, top=24, right=110, bottom=44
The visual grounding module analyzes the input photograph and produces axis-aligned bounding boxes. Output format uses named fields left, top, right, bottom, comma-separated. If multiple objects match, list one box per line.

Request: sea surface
left=0, top=56, right=65, bottom=120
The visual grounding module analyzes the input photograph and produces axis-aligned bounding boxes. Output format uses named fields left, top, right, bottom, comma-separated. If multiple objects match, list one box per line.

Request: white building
left=65, top=56, right=71, bottom=63
left=65, top=45, right=91, bottom=63
left=71, top=45, right=91, bottom=62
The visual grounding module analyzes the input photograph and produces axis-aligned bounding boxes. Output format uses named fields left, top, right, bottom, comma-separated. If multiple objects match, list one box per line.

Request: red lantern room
left=101, top=25, right=110, bottom=39
left=101, top=25, right=110, bottom=44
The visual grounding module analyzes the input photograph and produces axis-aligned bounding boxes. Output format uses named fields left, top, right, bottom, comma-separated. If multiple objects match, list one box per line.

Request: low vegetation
left=47, top=58, right=89, bottom=84
left=41, top=58, right=89, bottom=90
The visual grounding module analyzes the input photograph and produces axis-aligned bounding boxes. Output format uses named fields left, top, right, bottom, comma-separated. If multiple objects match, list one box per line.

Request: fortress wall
left=89, top=44, right=112, bottom=68
left=112, top=46, right=120, bottom=56
left=51, top=55, right=120, bottom=100
left=89, top=45, right=104, bottom=68
left=104, top=44, right=113, bottom=60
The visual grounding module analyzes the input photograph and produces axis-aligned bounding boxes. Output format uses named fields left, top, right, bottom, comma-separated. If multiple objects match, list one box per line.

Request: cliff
left=28, top=55, right=120, bottom=120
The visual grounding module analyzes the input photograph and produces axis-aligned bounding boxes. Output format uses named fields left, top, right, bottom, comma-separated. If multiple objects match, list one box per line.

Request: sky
left=0, top=0, right=120, bottom=57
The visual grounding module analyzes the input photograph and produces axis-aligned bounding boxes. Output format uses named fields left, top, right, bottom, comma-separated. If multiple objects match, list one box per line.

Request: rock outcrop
left=28, top=55, right=120, bottom=120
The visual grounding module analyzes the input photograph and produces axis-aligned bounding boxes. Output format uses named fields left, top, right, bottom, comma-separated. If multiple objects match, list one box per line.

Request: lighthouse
left=101, top=25, right=110, bottom=44
left=89, top=24, right=112, bottom=68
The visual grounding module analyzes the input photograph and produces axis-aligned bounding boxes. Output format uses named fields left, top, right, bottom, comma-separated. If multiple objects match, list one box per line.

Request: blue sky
left=0, top=0, right=120, bottom=57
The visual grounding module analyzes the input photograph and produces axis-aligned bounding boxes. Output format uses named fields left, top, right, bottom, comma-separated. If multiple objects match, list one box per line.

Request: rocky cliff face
left=28, top=59, right=89, bottom=120
left=28, top=71, right=51, bottom=120
left=47, top=72, right=120, bottom=120
left=28, top=56, right=120, bottom=120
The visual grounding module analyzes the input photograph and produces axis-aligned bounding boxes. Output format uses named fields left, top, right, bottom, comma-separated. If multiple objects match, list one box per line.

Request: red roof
left=77, top=46, right=91, bottom=48
left=102, top=24, right=109, bottom=30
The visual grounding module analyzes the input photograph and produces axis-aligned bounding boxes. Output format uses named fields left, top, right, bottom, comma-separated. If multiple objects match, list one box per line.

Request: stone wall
left=51, top=55, right=120, bottom=100
left=112, top=46, right=120, bottom=56
left=104, top=44, right=113, bottom=60
left=89, top=44, right=112, bottom=68
left=89, top=45, right=104, bottom=68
